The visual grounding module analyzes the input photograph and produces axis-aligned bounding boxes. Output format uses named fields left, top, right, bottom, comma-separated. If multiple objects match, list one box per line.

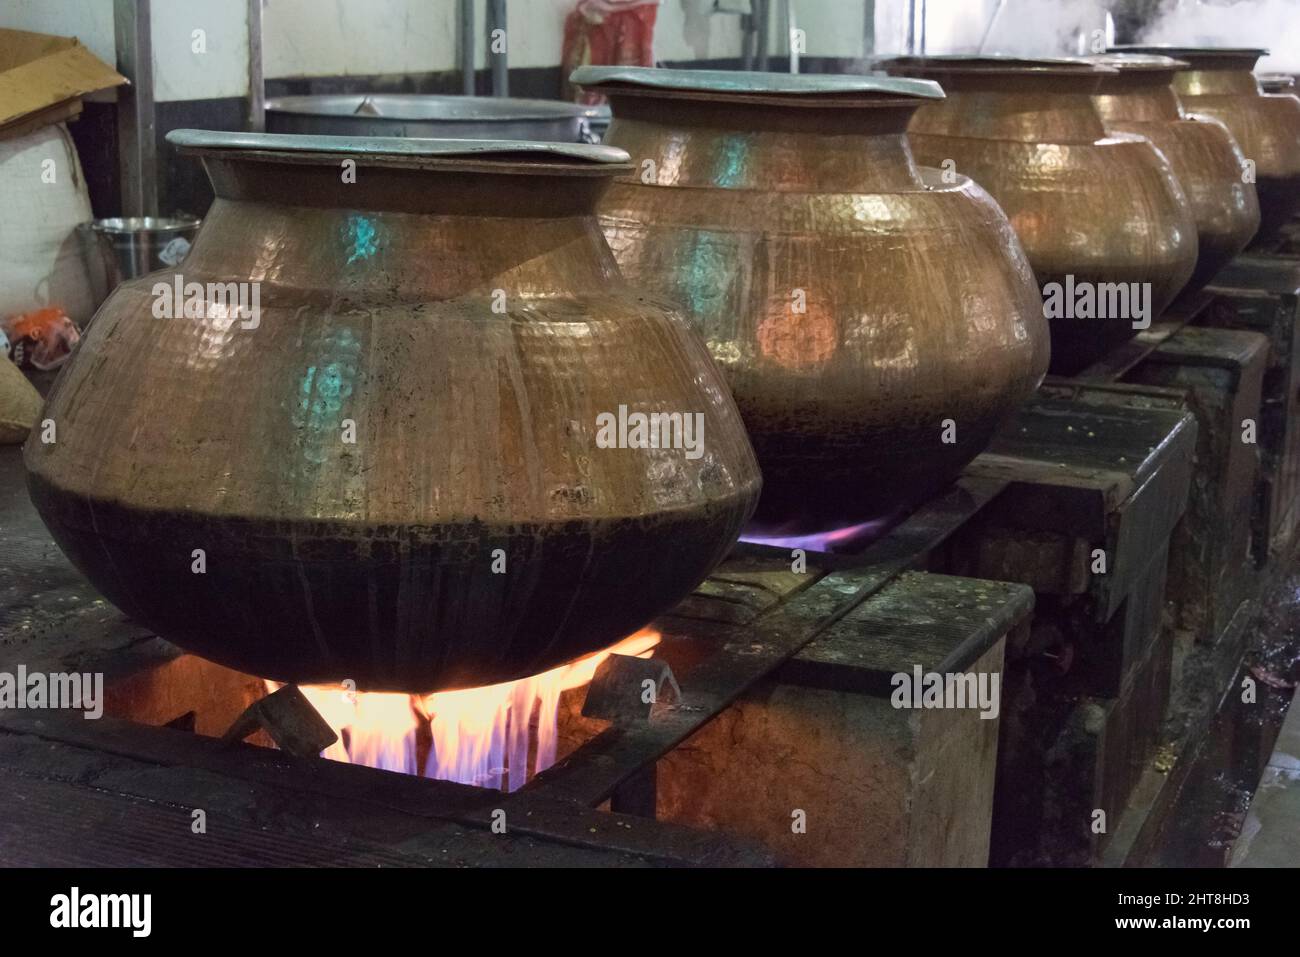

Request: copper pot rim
left=569, top=65, right=944, bottom=106
left=165, top=129, right=634, bottom=178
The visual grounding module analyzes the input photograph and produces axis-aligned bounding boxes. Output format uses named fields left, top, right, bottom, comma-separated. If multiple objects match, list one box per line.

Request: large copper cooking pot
left=570, top=67, right=1049, bottom=535
left=1089, top=53, right=1259, bottom=297
left=882, top=56, right=1199, bottom=376
left=25, top=130, right=761, bottom=693
left=1116, top=46, right=1300, bottom=244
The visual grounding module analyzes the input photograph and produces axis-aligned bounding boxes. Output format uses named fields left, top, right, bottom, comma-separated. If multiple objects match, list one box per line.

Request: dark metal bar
left=246, top=0, right=265, bottom=132
left=755, top=0, right=770, bottom=71
left=460, top=0, right=476, bottom=95
left=113, top=0, right=157, bottom=216
left=487, top=0, right=507, bottom=97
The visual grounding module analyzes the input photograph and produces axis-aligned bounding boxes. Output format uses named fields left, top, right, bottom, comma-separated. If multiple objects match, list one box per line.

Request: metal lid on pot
left=569, top=65, right=945, bottom=100
left=166, top=129, right=630, bottom=170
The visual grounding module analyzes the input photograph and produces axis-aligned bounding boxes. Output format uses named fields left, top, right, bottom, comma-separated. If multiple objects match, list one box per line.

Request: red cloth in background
left=562, top=0, right=659, bottom=104
left=2, top=307, right=80, bottom=370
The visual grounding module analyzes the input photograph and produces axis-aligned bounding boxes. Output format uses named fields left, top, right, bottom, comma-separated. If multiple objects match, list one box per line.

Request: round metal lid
left=265, top=93, right=610, bottom=122
left=881, top=54, right=1116, bottom=77
left=166, top=129, right=630, bottom=166
left=569, top=65, right=945, bottom=100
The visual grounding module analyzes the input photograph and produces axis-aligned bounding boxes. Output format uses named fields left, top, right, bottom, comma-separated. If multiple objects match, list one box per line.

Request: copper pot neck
left=1173, top=67, right=1266, bottom=98
left=200, top=154, right=618, bottom=218
left=1093, top=80, right=1185, bottom=124
left=909, top=88, right=1108, bottom=144
left=601, top=92, right=925, bottom=191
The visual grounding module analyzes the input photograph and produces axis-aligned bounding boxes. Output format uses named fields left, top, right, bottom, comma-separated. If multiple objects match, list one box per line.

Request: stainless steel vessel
left=265, top=94, right=611, bottom=143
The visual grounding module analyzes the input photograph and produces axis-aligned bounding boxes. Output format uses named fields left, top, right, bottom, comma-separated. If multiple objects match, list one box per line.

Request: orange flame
left=278, top=630, right=661, bottom=791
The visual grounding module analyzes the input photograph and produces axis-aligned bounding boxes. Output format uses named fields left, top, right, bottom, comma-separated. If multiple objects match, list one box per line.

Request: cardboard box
left=0, top=28, right=126, bottom=140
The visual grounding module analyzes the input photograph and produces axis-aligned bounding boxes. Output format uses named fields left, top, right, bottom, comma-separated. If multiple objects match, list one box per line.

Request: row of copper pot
left=878, top=49, right=1300, bottom=375
left=26, top=53, right=1300, bottom=693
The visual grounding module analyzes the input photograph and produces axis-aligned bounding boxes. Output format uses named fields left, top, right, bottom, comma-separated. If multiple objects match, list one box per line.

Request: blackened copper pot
left=571, top=67, right=1049, bottom=535
left=1090, top=53, right=1259, bottom=296
left=882, top=56, right=1199, bottom=376
left=1117, top=47, right=1300, bottom=244
left=25, top=131, right=761, bottom=693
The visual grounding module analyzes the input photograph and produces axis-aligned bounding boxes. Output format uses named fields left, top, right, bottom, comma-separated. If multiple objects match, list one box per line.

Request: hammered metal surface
left=1090, top=54, right=1260, bottom=295
left=1118, top=46, right=1300, bottom=243
left=586, top=77, right=1049, bottom=533
left=24, top=142, right=761, bottom=693
left=883, top=56, right=1200, bottom=375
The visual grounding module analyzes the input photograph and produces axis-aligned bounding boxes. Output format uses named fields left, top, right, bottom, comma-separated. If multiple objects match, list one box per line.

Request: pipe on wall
left=488, top=0, right=507, bottom=96
left=247, top=0, right=265, bottom=131
left=460, top=0, right=476, bottom=95
left=113, top=0, right=157, bottom=216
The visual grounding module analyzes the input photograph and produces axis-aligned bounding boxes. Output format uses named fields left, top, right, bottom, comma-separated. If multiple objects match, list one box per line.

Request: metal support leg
left=113, top=0, right=157, bottom=216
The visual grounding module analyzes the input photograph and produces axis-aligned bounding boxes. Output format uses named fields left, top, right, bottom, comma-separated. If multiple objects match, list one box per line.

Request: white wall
left=152, top=0, right=249, bottom=101
left=1, top=0, right=881, bottom=103
left=0, top=0, right=248, bottom=102
left=789, top=0, right=869, bottom=59
left=1, top=0, right=116, bottom=64
left=259, top=0, right=753, bottom=79
left=262, top=0, right=460, bottom=78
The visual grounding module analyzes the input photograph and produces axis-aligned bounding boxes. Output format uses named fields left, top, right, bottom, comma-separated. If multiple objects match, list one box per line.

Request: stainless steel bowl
left=265, top=94, right=611, bottom=143
left=77, top=215, right=201, bottom=309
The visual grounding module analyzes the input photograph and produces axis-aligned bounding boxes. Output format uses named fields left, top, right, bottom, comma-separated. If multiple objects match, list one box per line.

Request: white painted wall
left=259, top=0, right=751, bottom=78
left=789, top=0, right=869, bottom=59
left=1, top=0, right=116, bottom=64
left=0, top=0, right=881, bottom=103
left=0, top=0, right=248, bottom=101
left=152, top=0, right=249, bottom=101
left=262, top=0, right=460, bottom=78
